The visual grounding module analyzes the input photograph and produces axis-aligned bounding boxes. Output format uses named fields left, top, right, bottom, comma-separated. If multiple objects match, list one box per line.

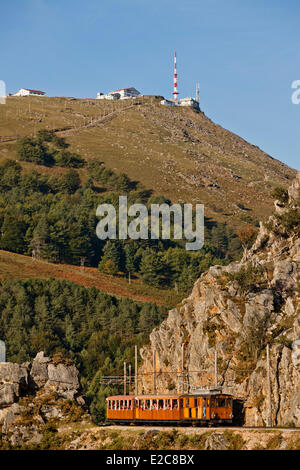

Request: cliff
left=0, top=352, right=90, bottom=448
left=140, top=173, right=300, bottom=427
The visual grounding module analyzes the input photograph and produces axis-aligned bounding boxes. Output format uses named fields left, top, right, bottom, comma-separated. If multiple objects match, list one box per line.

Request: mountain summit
left=0, top=96, right=296, bottom=228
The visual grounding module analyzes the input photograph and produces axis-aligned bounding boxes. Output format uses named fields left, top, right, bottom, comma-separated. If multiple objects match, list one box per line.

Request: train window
left=158, top=400, right=164, bottom=409
left=194, top=398, right=198, bottom=407
left=145, top=400, right=150, bottom=410
left=185, top=398, right=189, bottom=407
left=226, top=398, right=232, bottom=408
left=152, top=399, right=158, bottom=410
left=172, top=399, right=178, bottom=409
left=179, top=399, right=183, bottom=409
left=218, top=398, right=226, bottom=407
left=165, top=399, right=171, bottom=409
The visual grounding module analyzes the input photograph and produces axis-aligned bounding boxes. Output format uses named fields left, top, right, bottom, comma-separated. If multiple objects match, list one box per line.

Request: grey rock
left=47, top=363, right=80, bottom=400
left=0, top=384, right=18, bottom=408
left=2, top=403, right=23, bottom=433
left=205, top=433, right=230, bottom=450
left=40, top=405, right=63, bottom=420
left=0, top=362, right=28, bottom=388
left=30, top=351, right=51, bottom=388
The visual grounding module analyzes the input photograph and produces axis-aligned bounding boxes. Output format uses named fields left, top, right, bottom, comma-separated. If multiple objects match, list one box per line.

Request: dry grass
left=0, top=250, right=183, bottom=307
left=0, top=96, right=296, bottom=231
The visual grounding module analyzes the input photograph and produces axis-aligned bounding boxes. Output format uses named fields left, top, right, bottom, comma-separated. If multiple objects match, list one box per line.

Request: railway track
left=103, top=424, right=300, bottom=432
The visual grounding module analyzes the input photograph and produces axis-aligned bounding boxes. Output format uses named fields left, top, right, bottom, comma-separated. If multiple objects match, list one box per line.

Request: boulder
left=30, top=351, right=51, bottom=388
left=204, top=433, right=230, bottom=450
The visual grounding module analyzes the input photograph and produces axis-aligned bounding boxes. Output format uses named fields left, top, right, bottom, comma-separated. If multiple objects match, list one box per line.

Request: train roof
left=106, top=393, right=233, bottom=400
left=106, top=395, right=135, bottom=400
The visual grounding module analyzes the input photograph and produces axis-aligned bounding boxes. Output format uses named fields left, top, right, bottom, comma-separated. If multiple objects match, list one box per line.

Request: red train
left=106, top=392, right=234, bottom=426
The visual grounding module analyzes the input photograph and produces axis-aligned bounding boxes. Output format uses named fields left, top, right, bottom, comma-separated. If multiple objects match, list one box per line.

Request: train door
left=202, top=397, right=210, bottom=420
left=179, top=398, right=184, bottom=420
left=191, top=398, right=197, bottom=419
left=183, top=397, right=189, bottom=419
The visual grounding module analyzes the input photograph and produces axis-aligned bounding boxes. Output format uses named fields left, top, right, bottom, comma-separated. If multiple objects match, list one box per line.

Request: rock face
left=0, top=352, right=88, bottom=446
left=140, top=172, right=300, bottom=427
left=30, top=352, right=82, bottom=402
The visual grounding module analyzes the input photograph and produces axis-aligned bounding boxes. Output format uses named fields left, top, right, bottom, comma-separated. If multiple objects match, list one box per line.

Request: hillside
left=0, top=249, right=182, bottom=307
left=0, top=95, right=296, bottom=229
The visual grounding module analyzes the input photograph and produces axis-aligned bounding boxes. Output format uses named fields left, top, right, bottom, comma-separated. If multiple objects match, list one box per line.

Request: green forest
left=0, top=278, right=168, bottom=422
left=0, top=130, right=243, bottom=292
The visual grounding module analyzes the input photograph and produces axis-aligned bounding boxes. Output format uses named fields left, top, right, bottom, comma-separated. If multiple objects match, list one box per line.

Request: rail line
left=102, top=424, right=300, bottom=432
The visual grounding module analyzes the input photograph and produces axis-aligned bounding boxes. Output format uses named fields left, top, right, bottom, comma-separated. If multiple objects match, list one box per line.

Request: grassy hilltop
left=0, top=95, right=296, bottom=228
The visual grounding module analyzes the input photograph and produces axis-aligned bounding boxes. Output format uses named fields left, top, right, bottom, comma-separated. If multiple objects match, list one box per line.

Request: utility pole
left=181, top=344, right=184, bottom=394
left=135, top=345, right=138, bottom=395
left=128, top=364, right=131, bottom=394
left=214, top=349, right=218, bottom=387
left=153, top=350, right=156, bottom=395
left=124, top=361, right=127, bottom=395
left=266, top=344, right=272, bottom=427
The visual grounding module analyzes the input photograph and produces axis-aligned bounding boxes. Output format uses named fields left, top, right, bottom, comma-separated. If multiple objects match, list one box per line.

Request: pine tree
left=139, top=250, right=166, bottom=287
left=124, top=243, right=136, bottom=283
left=98, top=241, right=122, bottom=273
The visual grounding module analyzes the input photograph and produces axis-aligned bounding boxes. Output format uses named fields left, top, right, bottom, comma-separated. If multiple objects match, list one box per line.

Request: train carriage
left=106, top=392, right=234, bottom=426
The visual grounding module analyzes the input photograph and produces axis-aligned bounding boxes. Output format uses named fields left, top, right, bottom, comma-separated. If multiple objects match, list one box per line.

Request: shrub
left=272, top=186, right=289, bottom=204
left=226, top=263, right=266, bottom=293
left=277, top=209, right=300, bottom=236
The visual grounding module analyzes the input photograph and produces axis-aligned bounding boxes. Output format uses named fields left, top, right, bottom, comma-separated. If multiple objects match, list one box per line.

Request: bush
left=15, top=131, right=85, bottom=168
left=277, top=209, right=300, bottom=236
left=272, top=186, right=289, bottom=204
left=226, top=263, right=266, bottom=293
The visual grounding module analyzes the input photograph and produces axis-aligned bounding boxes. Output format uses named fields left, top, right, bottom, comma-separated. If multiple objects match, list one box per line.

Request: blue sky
left=1, top=0, right=300, bottom=170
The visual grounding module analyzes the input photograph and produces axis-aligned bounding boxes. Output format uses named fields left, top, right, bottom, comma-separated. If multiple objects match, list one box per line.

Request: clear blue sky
left=1, top=0, right=300, bottom=170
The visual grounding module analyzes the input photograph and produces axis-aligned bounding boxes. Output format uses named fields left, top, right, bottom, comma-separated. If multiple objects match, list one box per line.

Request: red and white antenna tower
left=173, top=51, right=179, bottom=103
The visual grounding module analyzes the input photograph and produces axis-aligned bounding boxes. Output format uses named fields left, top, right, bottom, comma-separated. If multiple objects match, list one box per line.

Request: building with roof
left=179, top=97, right=200, bottom=110
left=96, top=87, right=140, bottom=100
left=14, top=88, right=46, bottom=97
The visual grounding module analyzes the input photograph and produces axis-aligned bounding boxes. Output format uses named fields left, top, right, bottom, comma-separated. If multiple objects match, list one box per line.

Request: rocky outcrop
left=0, top=352, right=89, bottom=447
left=140, top=172, right=300, bottom=427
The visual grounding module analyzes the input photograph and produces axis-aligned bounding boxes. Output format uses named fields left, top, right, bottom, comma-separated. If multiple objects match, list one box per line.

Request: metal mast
left=196, top=83, right=200, bottom=104
left=173, top=51, right=179, bottom=103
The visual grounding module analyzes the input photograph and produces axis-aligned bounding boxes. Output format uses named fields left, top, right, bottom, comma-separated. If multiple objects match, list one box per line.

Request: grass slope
left=0, top=250, right=182, bottom=308
left=0, top=96, right=296, bottom=229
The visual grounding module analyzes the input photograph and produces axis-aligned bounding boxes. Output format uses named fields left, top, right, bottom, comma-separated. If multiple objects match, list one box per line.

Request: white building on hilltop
left=97, top=87, right=140, bottom=101
left=179, top=97, right=200, bottom=110
left=160, top=96, right=200, bottom=110
left=14, top=88, right=46, bottom=97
